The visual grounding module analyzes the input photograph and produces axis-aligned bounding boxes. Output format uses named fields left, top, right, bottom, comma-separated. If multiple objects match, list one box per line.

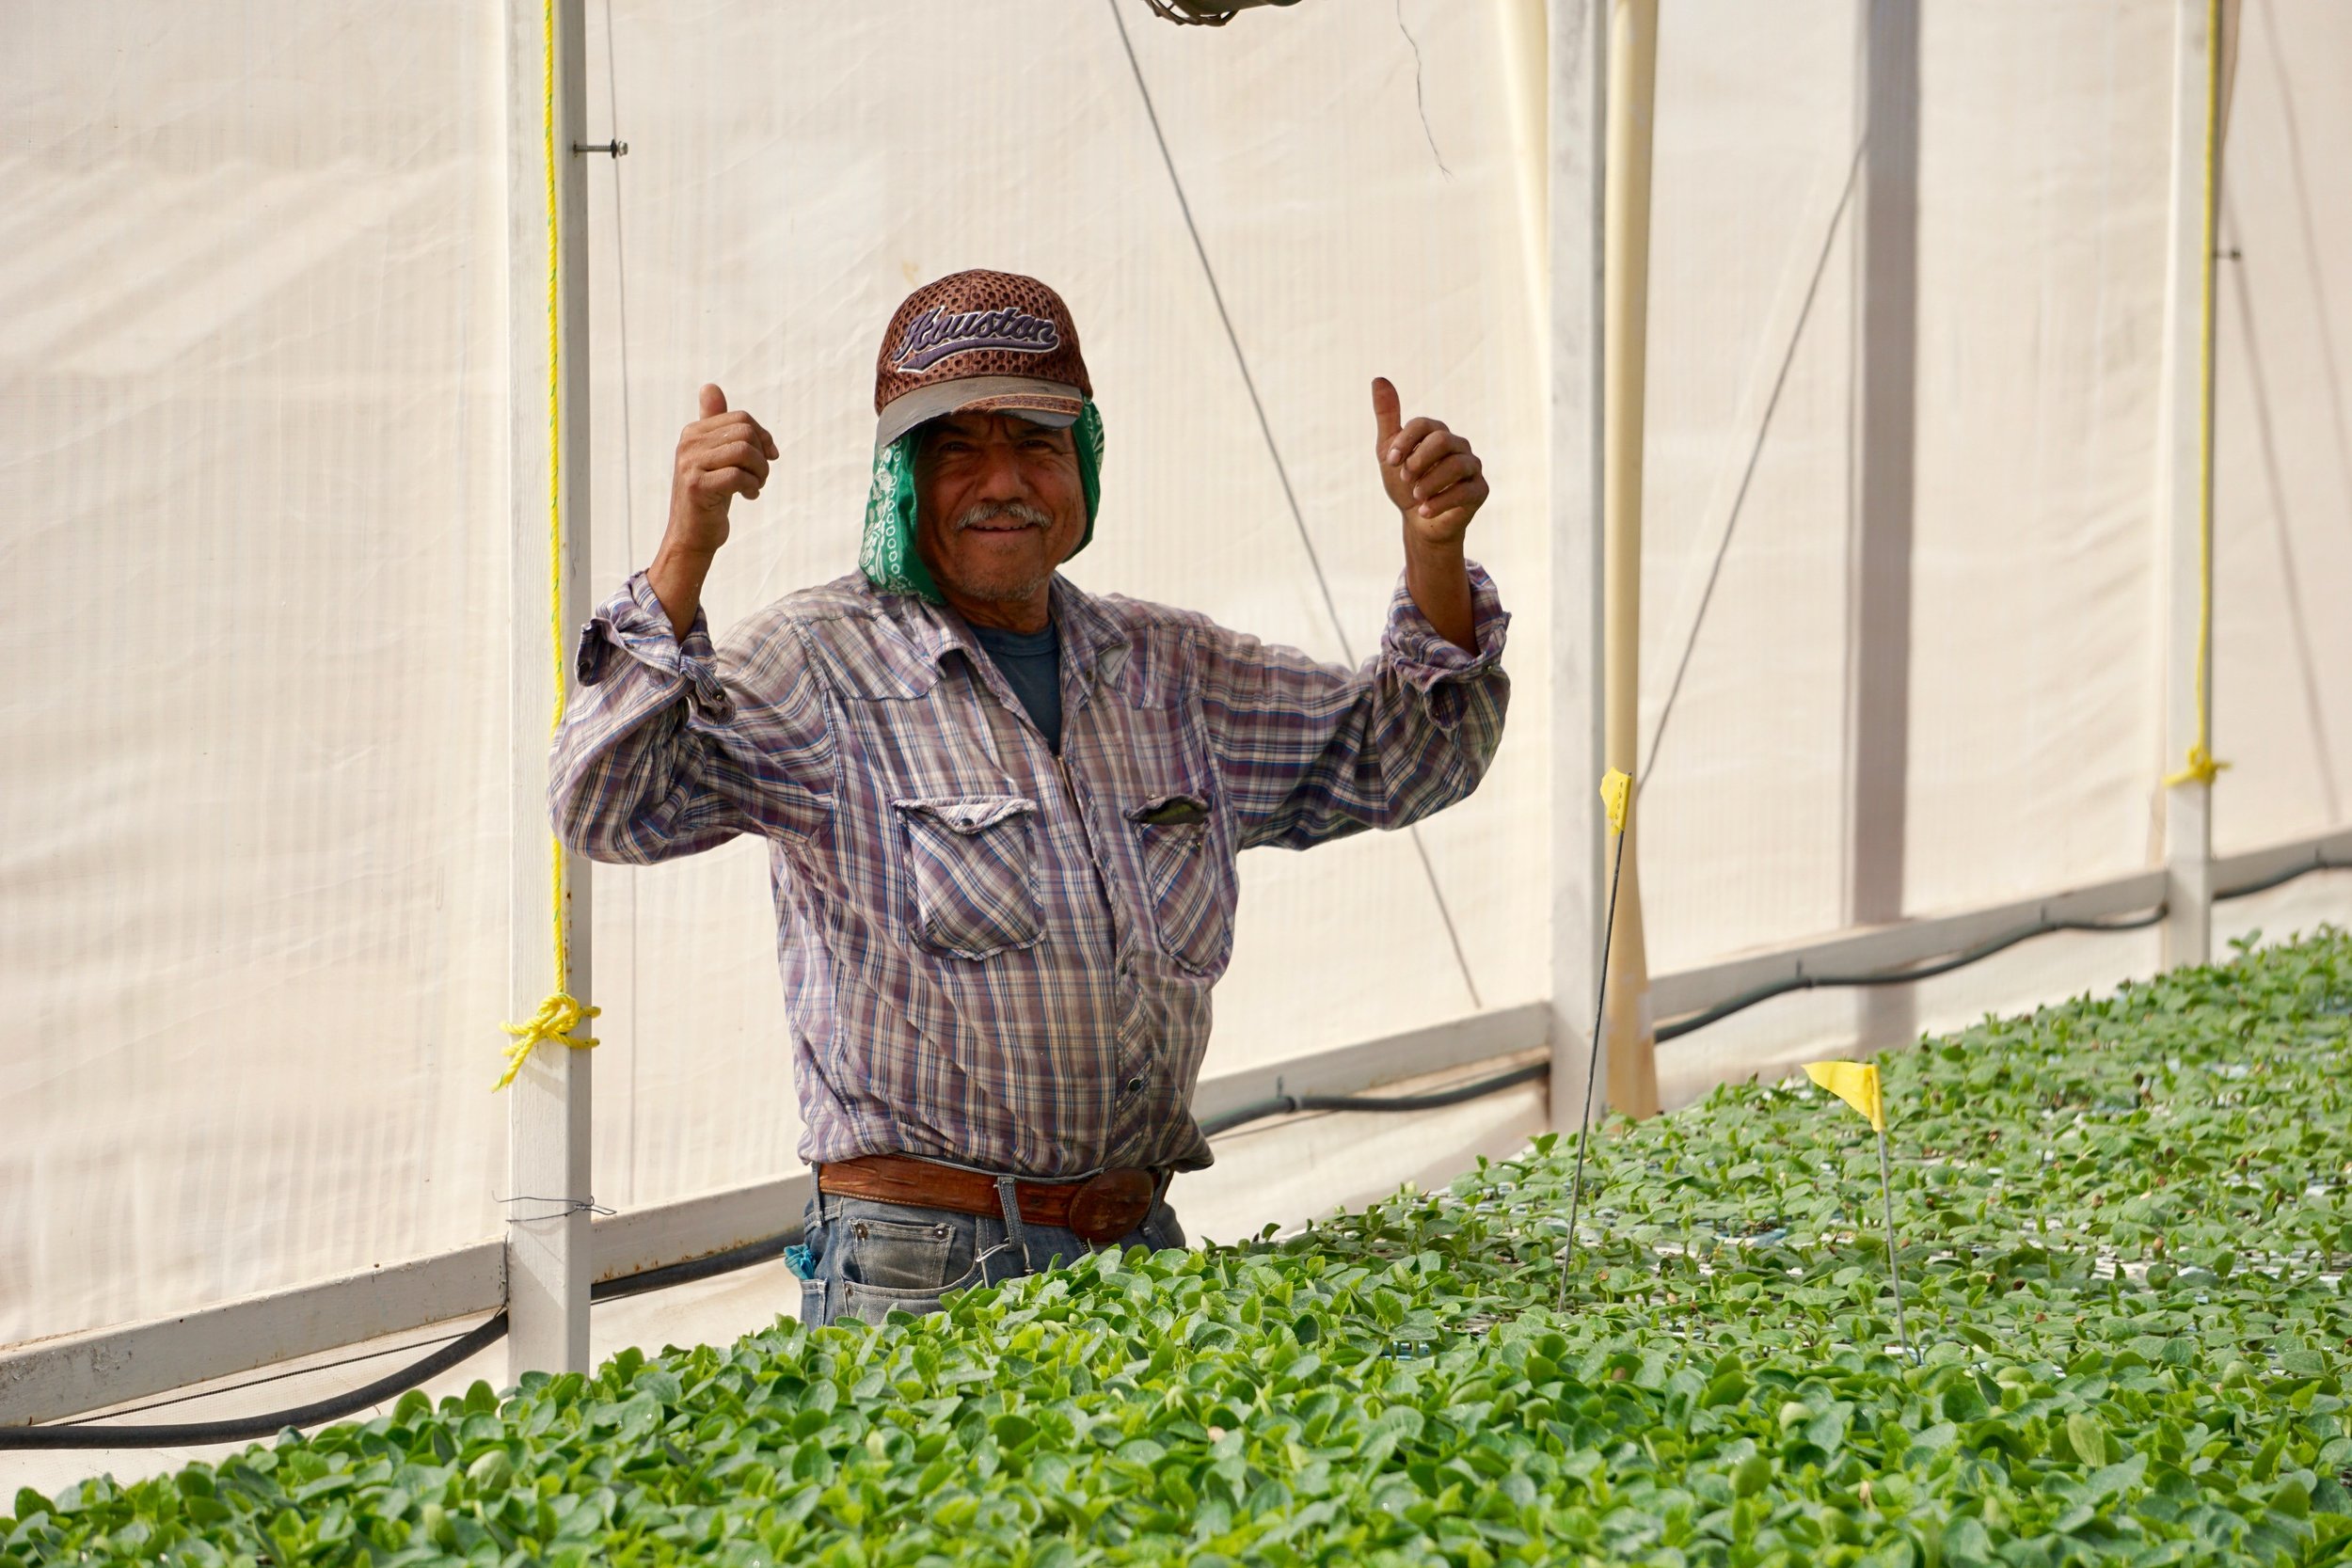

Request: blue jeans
left=797, top=1188, right=1186, bottom=1328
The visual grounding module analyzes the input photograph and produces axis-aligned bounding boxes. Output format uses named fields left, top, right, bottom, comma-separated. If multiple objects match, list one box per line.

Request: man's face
left=911, top=411, right=1086, bottom=620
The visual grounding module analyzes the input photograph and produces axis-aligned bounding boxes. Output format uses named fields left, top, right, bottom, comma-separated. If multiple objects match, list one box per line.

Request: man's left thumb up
left=1373, top=376, right=1404, bottom=464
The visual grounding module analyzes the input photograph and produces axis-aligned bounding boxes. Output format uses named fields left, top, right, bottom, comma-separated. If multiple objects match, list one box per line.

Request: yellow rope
left=2166, top=0, right=2229, bottom=792
left=498, top=0, right=598, bottom=1090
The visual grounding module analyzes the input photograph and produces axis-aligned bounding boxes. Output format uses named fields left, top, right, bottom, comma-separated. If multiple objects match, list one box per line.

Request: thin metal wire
left=1108, top=0, right=1482, bottom=1007
left=1640, top=132, right=1869, bottom=792
left=1394, top=0, right=1449, bottom=177
left=1557, top=823, right=1629, bottom=1309
left=499, top=1193, right=616, bottom=1221
left=1877, top=1126, right=1916, bottom=1365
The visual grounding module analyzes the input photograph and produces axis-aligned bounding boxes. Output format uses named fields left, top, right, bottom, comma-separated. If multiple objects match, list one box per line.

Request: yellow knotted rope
left=2166, top=0, right=2230, bottom=792
left=498, top=0, right=598, bottom=1090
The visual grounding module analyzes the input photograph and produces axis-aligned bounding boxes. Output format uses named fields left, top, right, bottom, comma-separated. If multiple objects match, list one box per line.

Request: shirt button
left=1125, top=1076, right=1148, bottom=1095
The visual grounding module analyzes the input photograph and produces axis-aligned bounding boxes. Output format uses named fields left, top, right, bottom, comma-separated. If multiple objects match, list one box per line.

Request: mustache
left=949, top=500, right=1053, bottom=532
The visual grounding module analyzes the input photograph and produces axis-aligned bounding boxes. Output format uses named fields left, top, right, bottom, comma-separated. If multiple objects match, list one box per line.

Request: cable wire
left=0, top=1314, right=511, bottom=1451
left=54, top=1330, right=477, bottom=1427
left=1641, top=132, right=1868, bottom=792
left=1652, top=908, right=2167, bottom=1044
left=0, top=1228, right=823, bottom=1450
left=1560, top=821, right=1631, bottom=1305
left=2215, top=855, right=2350, bottom=903
left=1107, top=0, right=1483, bottom=1009
left=587, top=1233, right=795, bottom=1306
left=1194, top=853, right=2352, bottom=1141
left=1196, top=1057, right=1548, bottom=1139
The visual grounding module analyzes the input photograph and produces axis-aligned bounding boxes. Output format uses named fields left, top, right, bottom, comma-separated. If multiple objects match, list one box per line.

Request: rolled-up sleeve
left=549, top=572, right=834, bottom=863
left=1196, top=561, right=1510, bottom=851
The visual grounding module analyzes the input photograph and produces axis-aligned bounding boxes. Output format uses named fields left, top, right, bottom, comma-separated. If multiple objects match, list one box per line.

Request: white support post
left=2157, top=0, right=2220, bottom=970
left=1847, top=0, right=1921, bottom=1054
left=1547, top=0, right=1610, bottom=1134
left=503, top=0, right=595, bottom=1380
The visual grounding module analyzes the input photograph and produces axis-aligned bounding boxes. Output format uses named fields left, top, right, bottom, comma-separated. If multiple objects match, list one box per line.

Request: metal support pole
left=1599, top=0, right=1659, bottom=1120
left=504, top=0, right=596, bottom=1380
left=1547, top=0, right=1611, bottom=1135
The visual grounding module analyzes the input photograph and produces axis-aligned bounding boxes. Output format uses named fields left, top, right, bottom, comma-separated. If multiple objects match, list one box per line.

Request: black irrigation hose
left=1652, top=908, right=2169, bottom=1043
left=1, top=1235, right=812, bottom=1451
left=1196, top=1057, right=1549, bottom=1139
left=588, top=1233, right=795, bottom=1306
left=1204, top=851, right=2352, bottom=1138
left=2216, top=855, right=2350, bottom=903
left=1197, top=911, right=2170, bottom=1142
left=0, top=1313, right=512, bottom=1451
left=11, top=856, right=2341, bottom=1449
left=1649, top=854, right=2348, bottom=1045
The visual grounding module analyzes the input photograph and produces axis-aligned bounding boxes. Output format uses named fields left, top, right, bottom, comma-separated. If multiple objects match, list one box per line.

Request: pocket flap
left=1124, top=792, right=1210, bottom=829
left=894, top=795, right=1038, bottom=835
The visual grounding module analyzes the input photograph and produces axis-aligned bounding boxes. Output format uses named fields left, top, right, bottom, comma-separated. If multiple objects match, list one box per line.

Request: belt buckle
left=1065, top=1167, right=1153, bottom=1244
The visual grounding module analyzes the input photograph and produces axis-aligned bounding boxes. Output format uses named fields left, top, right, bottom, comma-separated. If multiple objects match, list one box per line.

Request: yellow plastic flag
left=1804, top=1060, right=1885, bottom=1132
left=1598, top=768, right=1632, bottom=833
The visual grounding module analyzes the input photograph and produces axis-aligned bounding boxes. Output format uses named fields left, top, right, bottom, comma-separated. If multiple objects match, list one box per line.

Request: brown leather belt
left=818, top=1153, right=1163, bottom=1245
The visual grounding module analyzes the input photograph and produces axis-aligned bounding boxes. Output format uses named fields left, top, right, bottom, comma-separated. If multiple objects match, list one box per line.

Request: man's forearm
left=647, top=541, right=717, bottom=641
left=1403, top=533, right=1476, bottom=653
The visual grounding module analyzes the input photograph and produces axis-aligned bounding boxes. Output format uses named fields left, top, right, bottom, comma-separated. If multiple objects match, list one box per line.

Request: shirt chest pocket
left=892, top=796, right=1044, bottom=960
left=1123, top=792, right=1232, bottom=975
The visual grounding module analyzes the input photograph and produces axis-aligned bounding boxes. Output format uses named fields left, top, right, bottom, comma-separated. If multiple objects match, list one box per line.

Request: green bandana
left=860, top=402, right=1104, bottom=604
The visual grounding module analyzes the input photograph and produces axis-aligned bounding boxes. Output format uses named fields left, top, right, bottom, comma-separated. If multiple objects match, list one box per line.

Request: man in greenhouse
left=551, top=270, right=1506, bottom=1328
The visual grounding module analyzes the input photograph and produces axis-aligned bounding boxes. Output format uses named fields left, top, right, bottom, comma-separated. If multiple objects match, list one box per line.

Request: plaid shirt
left=552, top=565, right=1510, bottom=1177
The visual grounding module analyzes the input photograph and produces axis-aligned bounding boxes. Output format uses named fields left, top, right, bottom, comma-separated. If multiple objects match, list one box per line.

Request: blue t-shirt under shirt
left=970, top=619, right=1063, bottom=752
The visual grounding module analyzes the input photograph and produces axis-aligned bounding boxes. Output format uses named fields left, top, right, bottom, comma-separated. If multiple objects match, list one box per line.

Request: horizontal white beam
left=0, top=1242, right=504, bottom=1431
left=11, top=832, right=2344, bottom=1430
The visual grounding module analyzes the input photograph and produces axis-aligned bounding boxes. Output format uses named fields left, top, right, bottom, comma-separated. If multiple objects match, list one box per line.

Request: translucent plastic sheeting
left=1, top=4, right=514, bottom=1342
left=1637, top=0, right=2175, bottom=978
left=2212, top=0, right=2352, bottom=850
left=577, top=0, right=1550, bottom=1213
left=1635, top=0, right=1869, bottom=972
left=1898, top=2, right=2177, bottom=917
left=1633, top=0, right=2350, bottom=997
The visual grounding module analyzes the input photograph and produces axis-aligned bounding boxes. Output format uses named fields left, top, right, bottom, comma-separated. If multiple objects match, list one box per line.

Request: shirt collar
left=1047, top=575, right=1131, bottom=685
left=890, top=574, right=1129, bottom=687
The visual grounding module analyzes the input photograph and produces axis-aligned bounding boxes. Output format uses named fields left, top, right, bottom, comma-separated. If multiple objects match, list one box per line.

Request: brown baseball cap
left=872, top=269, right=1092, bottom=451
